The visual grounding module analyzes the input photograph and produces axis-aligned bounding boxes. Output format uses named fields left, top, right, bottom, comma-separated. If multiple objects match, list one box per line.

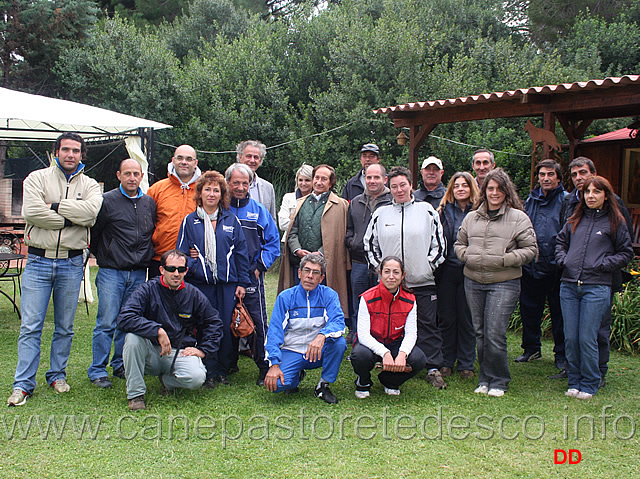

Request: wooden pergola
left=375, top=75, right=640, bottom=187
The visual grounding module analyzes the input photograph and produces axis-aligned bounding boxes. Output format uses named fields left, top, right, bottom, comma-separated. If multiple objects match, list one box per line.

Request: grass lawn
left=1, top=267, right=639, bottom=478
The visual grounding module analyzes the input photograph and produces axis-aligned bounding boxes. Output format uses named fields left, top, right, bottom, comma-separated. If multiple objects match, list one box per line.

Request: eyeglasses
left=175, top=156, right=196, bottom=162
left=300, top=267, right=322, bottom=276
left=163, top=265, right=187, bottom=273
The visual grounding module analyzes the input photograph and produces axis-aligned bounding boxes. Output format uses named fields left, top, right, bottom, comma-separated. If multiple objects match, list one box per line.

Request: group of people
left=274, top=144, right=633, bottom=401
left=6, top=133, right=633, bottom=409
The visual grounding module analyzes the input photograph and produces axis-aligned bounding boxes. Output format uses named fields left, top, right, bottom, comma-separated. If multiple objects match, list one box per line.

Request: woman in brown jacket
left=454, top=168, right=537, bottom=397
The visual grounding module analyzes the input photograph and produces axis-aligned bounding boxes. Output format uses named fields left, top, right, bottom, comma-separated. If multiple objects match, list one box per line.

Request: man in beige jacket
left=8, top=132, right=102, bottom=407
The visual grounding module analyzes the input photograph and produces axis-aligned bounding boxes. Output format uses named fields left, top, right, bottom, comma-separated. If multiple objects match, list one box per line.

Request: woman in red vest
left=350, top=256, right=427, bottom=398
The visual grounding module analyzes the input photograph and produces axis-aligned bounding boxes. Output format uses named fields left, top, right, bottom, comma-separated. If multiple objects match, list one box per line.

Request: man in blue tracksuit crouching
left=264, top=254, right=347, bottom=404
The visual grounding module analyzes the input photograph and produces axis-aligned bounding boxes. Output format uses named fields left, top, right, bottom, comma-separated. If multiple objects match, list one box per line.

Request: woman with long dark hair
left=454, top=168, right=537, bottom=397
left=437, top=172, right=479, bottom=379
left=556, top=176, right=633, bottom=399
left=351, top=256, right=426, bottom=397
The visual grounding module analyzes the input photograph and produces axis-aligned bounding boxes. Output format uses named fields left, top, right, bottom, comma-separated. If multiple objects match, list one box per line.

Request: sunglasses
left=163, top=265, right=187, bottom=273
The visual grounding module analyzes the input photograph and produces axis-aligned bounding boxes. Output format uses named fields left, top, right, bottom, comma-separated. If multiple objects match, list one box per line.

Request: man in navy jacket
left=88, top=159, right=156, bottom=388
left=118, top=250, right=222, bottom=410
left=516, top=160, right=567, bottom=370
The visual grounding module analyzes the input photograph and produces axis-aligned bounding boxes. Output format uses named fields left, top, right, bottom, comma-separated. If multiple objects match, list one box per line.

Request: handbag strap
left=169, top=327, right=187, bottom=374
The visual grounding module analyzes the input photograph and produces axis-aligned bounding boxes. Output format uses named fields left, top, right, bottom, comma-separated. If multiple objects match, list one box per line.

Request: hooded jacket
left=555, top=206, right=633, bottom=286
left=523, top=184, right=567, bottom=278
left=364, top=196, right=445, bottom=288
left=147, top=163, right=201, bottom=261
left=454, top=202, right=538, bottom=284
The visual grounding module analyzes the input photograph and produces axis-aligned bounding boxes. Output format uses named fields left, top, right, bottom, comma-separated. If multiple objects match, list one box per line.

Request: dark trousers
left=436, top=264, right=476, bottom=371
left=194, top=282, right=238, bottom=379
left=350, top=341, right=426, bottom=389
left=148, top=260, right=161, bottom=279
left=519, top=271, right=565, bottom=362
left=234, top=271, right=269, bottom=374
left=412, top=285, right=443, bottom=370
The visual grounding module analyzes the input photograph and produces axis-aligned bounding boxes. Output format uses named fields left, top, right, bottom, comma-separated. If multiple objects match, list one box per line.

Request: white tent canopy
left=0, top=87, right=171, bottom=141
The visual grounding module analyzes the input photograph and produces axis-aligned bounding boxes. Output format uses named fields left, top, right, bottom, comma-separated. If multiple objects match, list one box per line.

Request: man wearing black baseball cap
left=342, top=143, right=381, bottom=201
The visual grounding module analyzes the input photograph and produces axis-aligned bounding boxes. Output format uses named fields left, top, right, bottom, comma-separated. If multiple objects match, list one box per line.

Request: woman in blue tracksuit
left=555, top=176, right=633, bottom=400
left=177, top=170, right=251, bottom=388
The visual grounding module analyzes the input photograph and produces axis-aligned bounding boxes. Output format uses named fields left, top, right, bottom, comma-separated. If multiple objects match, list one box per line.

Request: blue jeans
left=87, top=268, right=146, bottom=380
left=271, top=337, right=347, bottom=393
left=559, top=282, right=611, bottom=395
left=13, top=254, right=85, bottom=394
left=464, top=277, right=520, bottom=392
left=350, top=261, right=379, bottom=331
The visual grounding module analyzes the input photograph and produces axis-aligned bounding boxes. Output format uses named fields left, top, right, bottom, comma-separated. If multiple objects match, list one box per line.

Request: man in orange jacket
left=147, top=145, right=201, bottom=277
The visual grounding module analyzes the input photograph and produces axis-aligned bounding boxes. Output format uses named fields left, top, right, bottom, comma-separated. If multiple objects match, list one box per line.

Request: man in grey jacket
left=237, top=140, right=276, bottom=219
left=344, top=163, right=392, bottom=336
left=8, top=132, right=102, bottom=407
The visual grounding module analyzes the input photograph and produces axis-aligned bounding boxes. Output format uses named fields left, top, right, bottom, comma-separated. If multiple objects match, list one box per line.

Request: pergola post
left=409, top=123, right=435, bottom=188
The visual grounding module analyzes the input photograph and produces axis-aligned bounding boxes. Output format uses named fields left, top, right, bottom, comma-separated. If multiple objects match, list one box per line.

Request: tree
left=55, top=16, right=181, bottom=124
left=163, top=0, right=250, bottom=60
left=0, top=0, right=97, bottom=92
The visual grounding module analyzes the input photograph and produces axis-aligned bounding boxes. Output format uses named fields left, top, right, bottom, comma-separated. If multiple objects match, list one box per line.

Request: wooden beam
left=385, top=90, right=640, bottom=128
left=409, top=124, right=436, bottom=189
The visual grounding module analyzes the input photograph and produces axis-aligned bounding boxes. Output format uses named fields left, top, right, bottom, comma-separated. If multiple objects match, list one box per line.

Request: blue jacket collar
left=119, top=185, right=144, bottom=199
left=55, top=157, right=84, bottom=180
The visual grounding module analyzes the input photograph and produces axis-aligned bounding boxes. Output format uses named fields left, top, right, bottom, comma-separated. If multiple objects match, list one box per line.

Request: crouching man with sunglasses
left=265, top=254, right=347, bottom=403
left=117, top=250, right=223, bottom=410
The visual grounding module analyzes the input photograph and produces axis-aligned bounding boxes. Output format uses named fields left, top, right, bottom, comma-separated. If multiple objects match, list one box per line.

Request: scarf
left=196, top=206, right=218, bottom=280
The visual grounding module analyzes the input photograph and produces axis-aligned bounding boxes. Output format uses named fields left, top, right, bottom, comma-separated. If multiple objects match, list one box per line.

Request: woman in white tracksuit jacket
left=364, top=166, right=447, bottom=389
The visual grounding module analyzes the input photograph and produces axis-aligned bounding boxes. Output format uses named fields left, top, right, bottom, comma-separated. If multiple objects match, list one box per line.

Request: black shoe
left=228, top=365, right=240, bottom=374
left=112, top=366, right=126, bottom=379
left=548, top=369, right=568, bottom=379
left=91, top=377, right=112, bottom=388
left=256, top=370, right=267, bottom=386
left=515, top=351, right=542, bottom=362
left=216, top=375, right=231, bottom=386
left=346, top=330, right=355, bottom=345
left=314, top=382, right=338, bottom=404
left=554, top=358, right=568, bottom=371
left=599, top=376, right=606, bottom=388
left=203, top=377, right=217, bottom=389
left=284, top=387, right=299, bottom=395
left=159, top=374, right=175, bottom=396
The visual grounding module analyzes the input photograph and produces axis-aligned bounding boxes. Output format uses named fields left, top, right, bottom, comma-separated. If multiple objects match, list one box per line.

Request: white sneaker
left=487, top=388, right=505, bottom=397
left=7, top=389, right=27, bottom=406
left=565, top=388, right=580, bottom=398
left=576, top=391, right=593, bottom=400
left=384, top=387, right=401, bottom=396
left=354, top=390, right=370, bottom=399
left=474, top=385, right=488, bottom=394
left=51, top=379, right=70, bottom=393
